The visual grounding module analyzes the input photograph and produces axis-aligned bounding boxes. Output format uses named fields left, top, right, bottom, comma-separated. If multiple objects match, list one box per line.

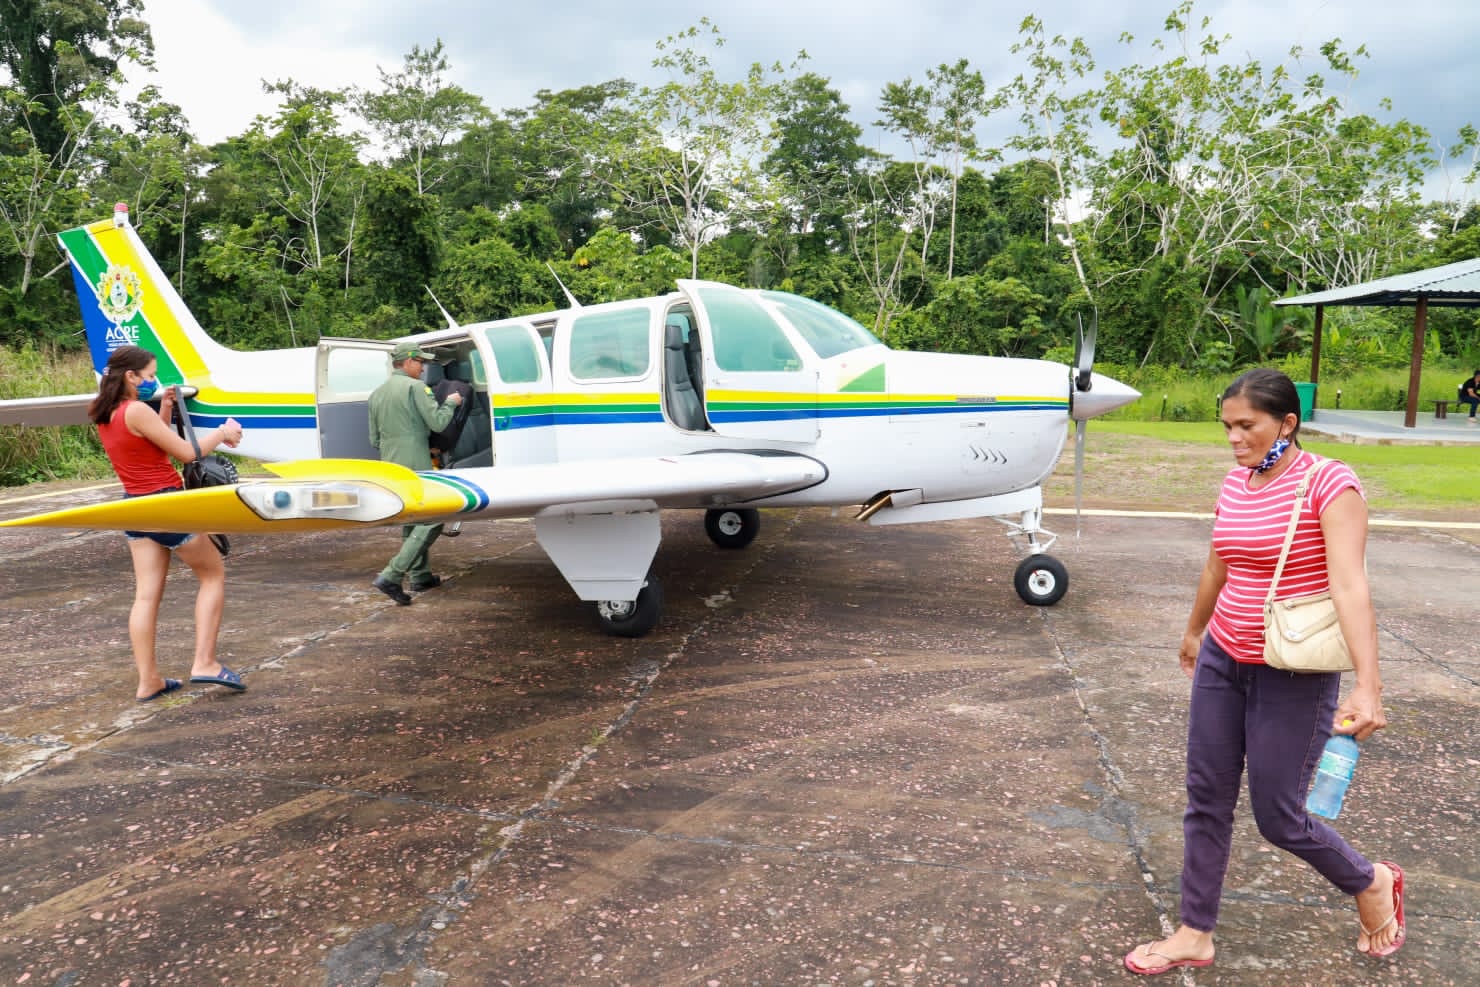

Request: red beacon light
left=113, top=202, right=129, bottom=228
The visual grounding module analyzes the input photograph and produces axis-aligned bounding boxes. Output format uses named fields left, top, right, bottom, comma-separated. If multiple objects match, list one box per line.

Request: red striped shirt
left=1206, top=449, right=1363, bottom=663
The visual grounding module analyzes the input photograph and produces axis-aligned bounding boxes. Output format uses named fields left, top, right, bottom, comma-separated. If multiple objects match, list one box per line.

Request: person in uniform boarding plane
left=368, top=341, right=463, bottom=604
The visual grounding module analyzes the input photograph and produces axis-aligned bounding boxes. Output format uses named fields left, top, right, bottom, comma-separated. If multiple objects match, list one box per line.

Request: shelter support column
left=1404, top=296, right=1427, bottom=429
left=1309, top=305, right=1324, bottom=400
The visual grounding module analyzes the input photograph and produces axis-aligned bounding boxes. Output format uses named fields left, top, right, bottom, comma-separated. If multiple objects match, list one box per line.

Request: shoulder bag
left=1262, top=459, right=1354, bottom=673
left=172, top=385, right=236, bottom=556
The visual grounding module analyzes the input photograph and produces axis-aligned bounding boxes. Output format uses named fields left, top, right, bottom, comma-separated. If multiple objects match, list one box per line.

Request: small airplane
left=1, top=203, right=1139, bottom=635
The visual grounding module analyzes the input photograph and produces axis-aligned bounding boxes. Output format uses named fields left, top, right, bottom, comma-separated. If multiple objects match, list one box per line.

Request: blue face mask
left=1254, top=436, right=1291, bottom=473
left=135, top=377, right=159, bottom=401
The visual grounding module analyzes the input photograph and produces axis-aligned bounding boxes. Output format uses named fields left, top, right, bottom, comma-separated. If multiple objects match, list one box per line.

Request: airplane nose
left=1070, top=372, right=1140, bottom=421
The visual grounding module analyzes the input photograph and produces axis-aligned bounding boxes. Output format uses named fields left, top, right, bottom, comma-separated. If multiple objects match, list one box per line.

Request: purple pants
left=1180, top=635, right=1375, bottom=931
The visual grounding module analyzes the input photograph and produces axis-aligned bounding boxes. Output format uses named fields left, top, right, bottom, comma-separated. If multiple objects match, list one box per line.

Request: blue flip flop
left=189, top=665, right=246, bottom=692
left=137, top=678, right=183, bottom=703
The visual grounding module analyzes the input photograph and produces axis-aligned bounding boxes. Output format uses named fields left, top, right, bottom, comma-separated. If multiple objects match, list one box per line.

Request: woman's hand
left=1179, top=630, right=1202, bottom=678
left=1334, top=683, right=1386, bottom=741
left=219, top=417, right=243, bottom=448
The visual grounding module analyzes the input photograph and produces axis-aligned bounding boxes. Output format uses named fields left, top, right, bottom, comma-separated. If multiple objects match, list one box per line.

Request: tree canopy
left=1, top=4, right=1476, bottom=370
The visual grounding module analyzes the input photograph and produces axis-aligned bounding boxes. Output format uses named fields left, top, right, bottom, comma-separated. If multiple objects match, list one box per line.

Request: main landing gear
left=594, top=576, right=664, bottom=637
left=704, top=507, right=760, bottom=549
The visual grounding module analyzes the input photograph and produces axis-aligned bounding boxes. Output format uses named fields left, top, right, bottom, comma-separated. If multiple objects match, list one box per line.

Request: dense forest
left=3, top=0, right=1479, bottom=377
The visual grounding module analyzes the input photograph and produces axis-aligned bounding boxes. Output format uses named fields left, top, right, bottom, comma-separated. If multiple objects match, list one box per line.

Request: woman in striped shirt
left=1125, top=369, right=1404, bottom=975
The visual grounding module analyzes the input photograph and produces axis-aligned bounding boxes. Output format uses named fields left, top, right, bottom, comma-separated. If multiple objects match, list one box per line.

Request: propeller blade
left=1074, top=418, right=1086, bottom=539
left=1075, top=311, right=1098, bottom=392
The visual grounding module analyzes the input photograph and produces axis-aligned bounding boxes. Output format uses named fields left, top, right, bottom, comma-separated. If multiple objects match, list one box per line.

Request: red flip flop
left=1123, top=945, right=1214, bottom=976
left=1362, top=861, right=1406, bottom=957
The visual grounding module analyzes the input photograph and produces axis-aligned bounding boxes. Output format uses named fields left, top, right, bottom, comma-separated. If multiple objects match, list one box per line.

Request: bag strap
left=1265, top=458, right=1328, bottom=607
left=172, top=384, right=204, bottom=463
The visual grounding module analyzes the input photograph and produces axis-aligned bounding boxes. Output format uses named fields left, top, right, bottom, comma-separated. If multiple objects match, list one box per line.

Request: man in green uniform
left=368, top=342, right=463, bottom=604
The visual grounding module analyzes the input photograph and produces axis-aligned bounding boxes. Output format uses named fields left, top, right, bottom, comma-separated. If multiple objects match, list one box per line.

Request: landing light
left=238, top=482, right=403, bottom=522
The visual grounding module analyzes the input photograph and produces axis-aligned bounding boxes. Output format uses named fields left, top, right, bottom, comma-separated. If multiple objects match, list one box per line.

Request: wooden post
left=1310, top=305, right=1324, bottom=405
left=1404, top=296, right=1427, bottom=429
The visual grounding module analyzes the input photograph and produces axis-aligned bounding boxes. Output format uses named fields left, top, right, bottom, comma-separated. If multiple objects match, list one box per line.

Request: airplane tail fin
left=60, top=203, right=231, bottom=385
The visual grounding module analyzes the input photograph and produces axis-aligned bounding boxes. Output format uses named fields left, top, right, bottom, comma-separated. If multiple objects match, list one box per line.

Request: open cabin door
left=315, top=338, right=396, bottom=459
left=469, top=321, right=556, bottom=466
left=680, top=279, right=819, bottom=443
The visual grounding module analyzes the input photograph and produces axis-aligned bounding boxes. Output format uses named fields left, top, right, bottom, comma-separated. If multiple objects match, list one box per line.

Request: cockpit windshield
left=759, top=291, right=881, bottom=359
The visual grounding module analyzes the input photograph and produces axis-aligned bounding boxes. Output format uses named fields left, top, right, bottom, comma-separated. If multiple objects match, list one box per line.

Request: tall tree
left=598, top=19, right=789, bottom=278
left=998, top=15, right=1100, bottom=306
left=927, top=59, right=993, bottom=279
left=0, top=0, right=152, bottom=159
left=354, top=40, right=489, bottom=196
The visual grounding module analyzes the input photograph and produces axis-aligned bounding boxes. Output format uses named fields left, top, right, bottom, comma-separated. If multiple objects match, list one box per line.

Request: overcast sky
left=135, top=0, right=1477, bottom=199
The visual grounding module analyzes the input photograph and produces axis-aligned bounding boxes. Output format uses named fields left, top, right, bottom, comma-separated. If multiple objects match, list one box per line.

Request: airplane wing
left=0, top=451, right=828, bottom=534
left=0, top=393, right=95, bottom=427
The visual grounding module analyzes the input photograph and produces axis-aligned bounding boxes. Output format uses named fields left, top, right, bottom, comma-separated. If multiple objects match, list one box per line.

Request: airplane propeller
left=1071, top=312, right=1097, bottom=538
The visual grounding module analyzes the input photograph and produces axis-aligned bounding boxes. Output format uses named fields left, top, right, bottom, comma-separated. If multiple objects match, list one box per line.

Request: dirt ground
left=1, top=461, right=1477, bottom=986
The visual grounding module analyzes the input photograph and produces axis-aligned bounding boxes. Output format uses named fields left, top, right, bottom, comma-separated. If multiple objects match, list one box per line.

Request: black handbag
left=172, top=385, right=236, bottom=556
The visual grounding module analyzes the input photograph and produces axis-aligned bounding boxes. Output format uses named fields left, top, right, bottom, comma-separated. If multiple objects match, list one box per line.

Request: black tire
left=593, top=576, right=664, bottom=637
left=1014, top=555, right=1068, bottom=606
left=704, top=508, right=760, bottom=549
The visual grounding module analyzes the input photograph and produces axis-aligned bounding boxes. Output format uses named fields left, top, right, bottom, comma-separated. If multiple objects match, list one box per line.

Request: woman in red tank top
left=89, top=345, right=246, bottom=701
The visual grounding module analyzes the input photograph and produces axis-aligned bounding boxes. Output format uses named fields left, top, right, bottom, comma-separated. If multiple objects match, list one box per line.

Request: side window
left=695, top=284, right=801, bottom=372
left=569, top=308, right=651, bottom=380
left=323, top=347, right=389, bottom=397
left=484, top=327, right=542, bottom=384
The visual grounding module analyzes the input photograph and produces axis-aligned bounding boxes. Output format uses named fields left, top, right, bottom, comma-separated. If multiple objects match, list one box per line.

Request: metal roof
left=1272, top=257, right=1480, bottom=308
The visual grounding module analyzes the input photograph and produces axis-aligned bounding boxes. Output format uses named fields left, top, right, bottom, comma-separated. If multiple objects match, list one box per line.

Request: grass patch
left=0, top=346, right=112, bottom=487
left=1088, top=420, right=1480, bottom=511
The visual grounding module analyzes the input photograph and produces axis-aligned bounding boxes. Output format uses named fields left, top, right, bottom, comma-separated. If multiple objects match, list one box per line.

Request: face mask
left=135, top=377, right=159, bottom=401
left=1254, top=436, right=1291, bottom=473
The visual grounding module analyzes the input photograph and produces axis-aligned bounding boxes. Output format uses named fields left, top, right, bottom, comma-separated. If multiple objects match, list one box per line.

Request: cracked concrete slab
left=0, top=478, right=1476, bottom=986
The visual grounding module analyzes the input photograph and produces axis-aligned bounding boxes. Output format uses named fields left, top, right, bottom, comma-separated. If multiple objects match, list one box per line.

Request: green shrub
left=0, top=345, right=111, bottom=486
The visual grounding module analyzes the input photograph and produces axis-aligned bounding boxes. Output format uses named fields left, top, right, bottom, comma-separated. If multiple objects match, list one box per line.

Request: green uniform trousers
left=379, top=522, right=443, bottom=585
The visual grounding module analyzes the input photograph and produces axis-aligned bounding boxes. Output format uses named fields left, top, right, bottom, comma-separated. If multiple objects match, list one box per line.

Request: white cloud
left=127, top=0, right=1477, bottom=164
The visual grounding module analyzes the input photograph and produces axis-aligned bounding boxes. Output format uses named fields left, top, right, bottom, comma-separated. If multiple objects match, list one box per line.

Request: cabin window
left=569, top=308, right=651, bottom=380
left=694, top=284, right=802, bottom=372
left=323, top=347, right=389, bottom=397
left=484, top=326, right=542, bottom=383
left=760, top=291, right=880, bottom=359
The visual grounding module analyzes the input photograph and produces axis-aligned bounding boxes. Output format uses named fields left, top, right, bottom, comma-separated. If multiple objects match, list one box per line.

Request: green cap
left=391, top=341, right=436, bottom=362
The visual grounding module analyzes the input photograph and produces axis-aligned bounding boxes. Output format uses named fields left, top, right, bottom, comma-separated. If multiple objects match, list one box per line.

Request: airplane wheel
left=705, top=508, right=760, bottom=549
left=1014, top=555, right=1068, bottom=606
left=594, top=576, right=664, bottom=637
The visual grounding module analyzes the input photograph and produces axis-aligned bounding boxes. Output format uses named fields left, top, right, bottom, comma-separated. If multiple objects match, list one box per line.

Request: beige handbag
left=1262, top=460, right=1355, bottom=674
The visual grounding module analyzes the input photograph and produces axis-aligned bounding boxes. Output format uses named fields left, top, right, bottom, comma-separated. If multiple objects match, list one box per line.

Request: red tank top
left=98, top=400, right=181, bottom=495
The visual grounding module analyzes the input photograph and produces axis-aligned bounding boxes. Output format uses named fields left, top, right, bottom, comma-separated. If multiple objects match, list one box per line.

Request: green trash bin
left=1294, top=382, right=1317, bottom=422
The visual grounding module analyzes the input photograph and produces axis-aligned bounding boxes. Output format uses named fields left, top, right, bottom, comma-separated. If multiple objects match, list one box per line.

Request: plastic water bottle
left=1306, top=730, right=1360, bottom=820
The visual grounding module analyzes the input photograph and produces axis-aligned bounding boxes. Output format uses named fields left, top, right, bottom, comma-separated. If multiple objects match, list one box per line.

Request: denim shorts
left=123, top=485, right=196, bottom=549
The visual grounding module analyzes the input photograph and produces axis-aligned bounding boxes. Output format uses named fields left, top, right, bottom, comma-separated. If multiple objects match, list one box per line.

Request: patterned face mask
left=1254, top=436, right=1291, bottom=473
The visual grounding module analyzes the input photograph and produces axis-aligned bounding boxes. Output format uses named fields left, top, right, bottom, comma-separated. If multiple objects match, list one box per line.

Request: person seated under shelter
left=1459, top=370, right=1480, bottom=424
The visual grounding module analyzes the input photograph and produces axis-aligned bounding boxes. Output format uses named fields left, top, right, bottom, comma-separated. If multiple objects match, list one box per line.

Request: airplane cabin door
left=315, top=338, right=396, bottom=458
left=472, top=321, right=555, bottom=466
left=680, top=279, right=819, bottom=443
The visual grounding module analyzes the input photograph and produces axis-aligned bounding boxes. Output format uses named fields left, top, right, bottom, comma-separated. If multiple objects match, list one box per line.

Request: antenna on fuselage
left=546, top=262, right=583, bottom=309
left=426, top=287, right=460, bottom=331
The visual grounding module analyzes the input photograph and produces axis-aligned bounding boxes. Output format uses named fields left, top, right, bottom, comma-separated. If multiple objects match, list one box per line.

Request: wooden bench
left=1433, top=399, right=1451, bottom=419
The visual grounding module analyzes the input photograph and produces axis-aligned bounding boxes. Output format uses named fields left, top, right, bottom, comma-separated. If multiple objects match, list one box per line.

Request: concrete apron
left=0, top=486, right=1475, bottom=985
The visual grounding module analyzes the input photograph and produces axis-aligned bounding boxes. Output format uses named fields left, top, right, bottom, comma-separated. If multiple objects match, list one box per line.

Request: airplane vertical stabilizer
left=59, top=203, right=234, bottom=381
